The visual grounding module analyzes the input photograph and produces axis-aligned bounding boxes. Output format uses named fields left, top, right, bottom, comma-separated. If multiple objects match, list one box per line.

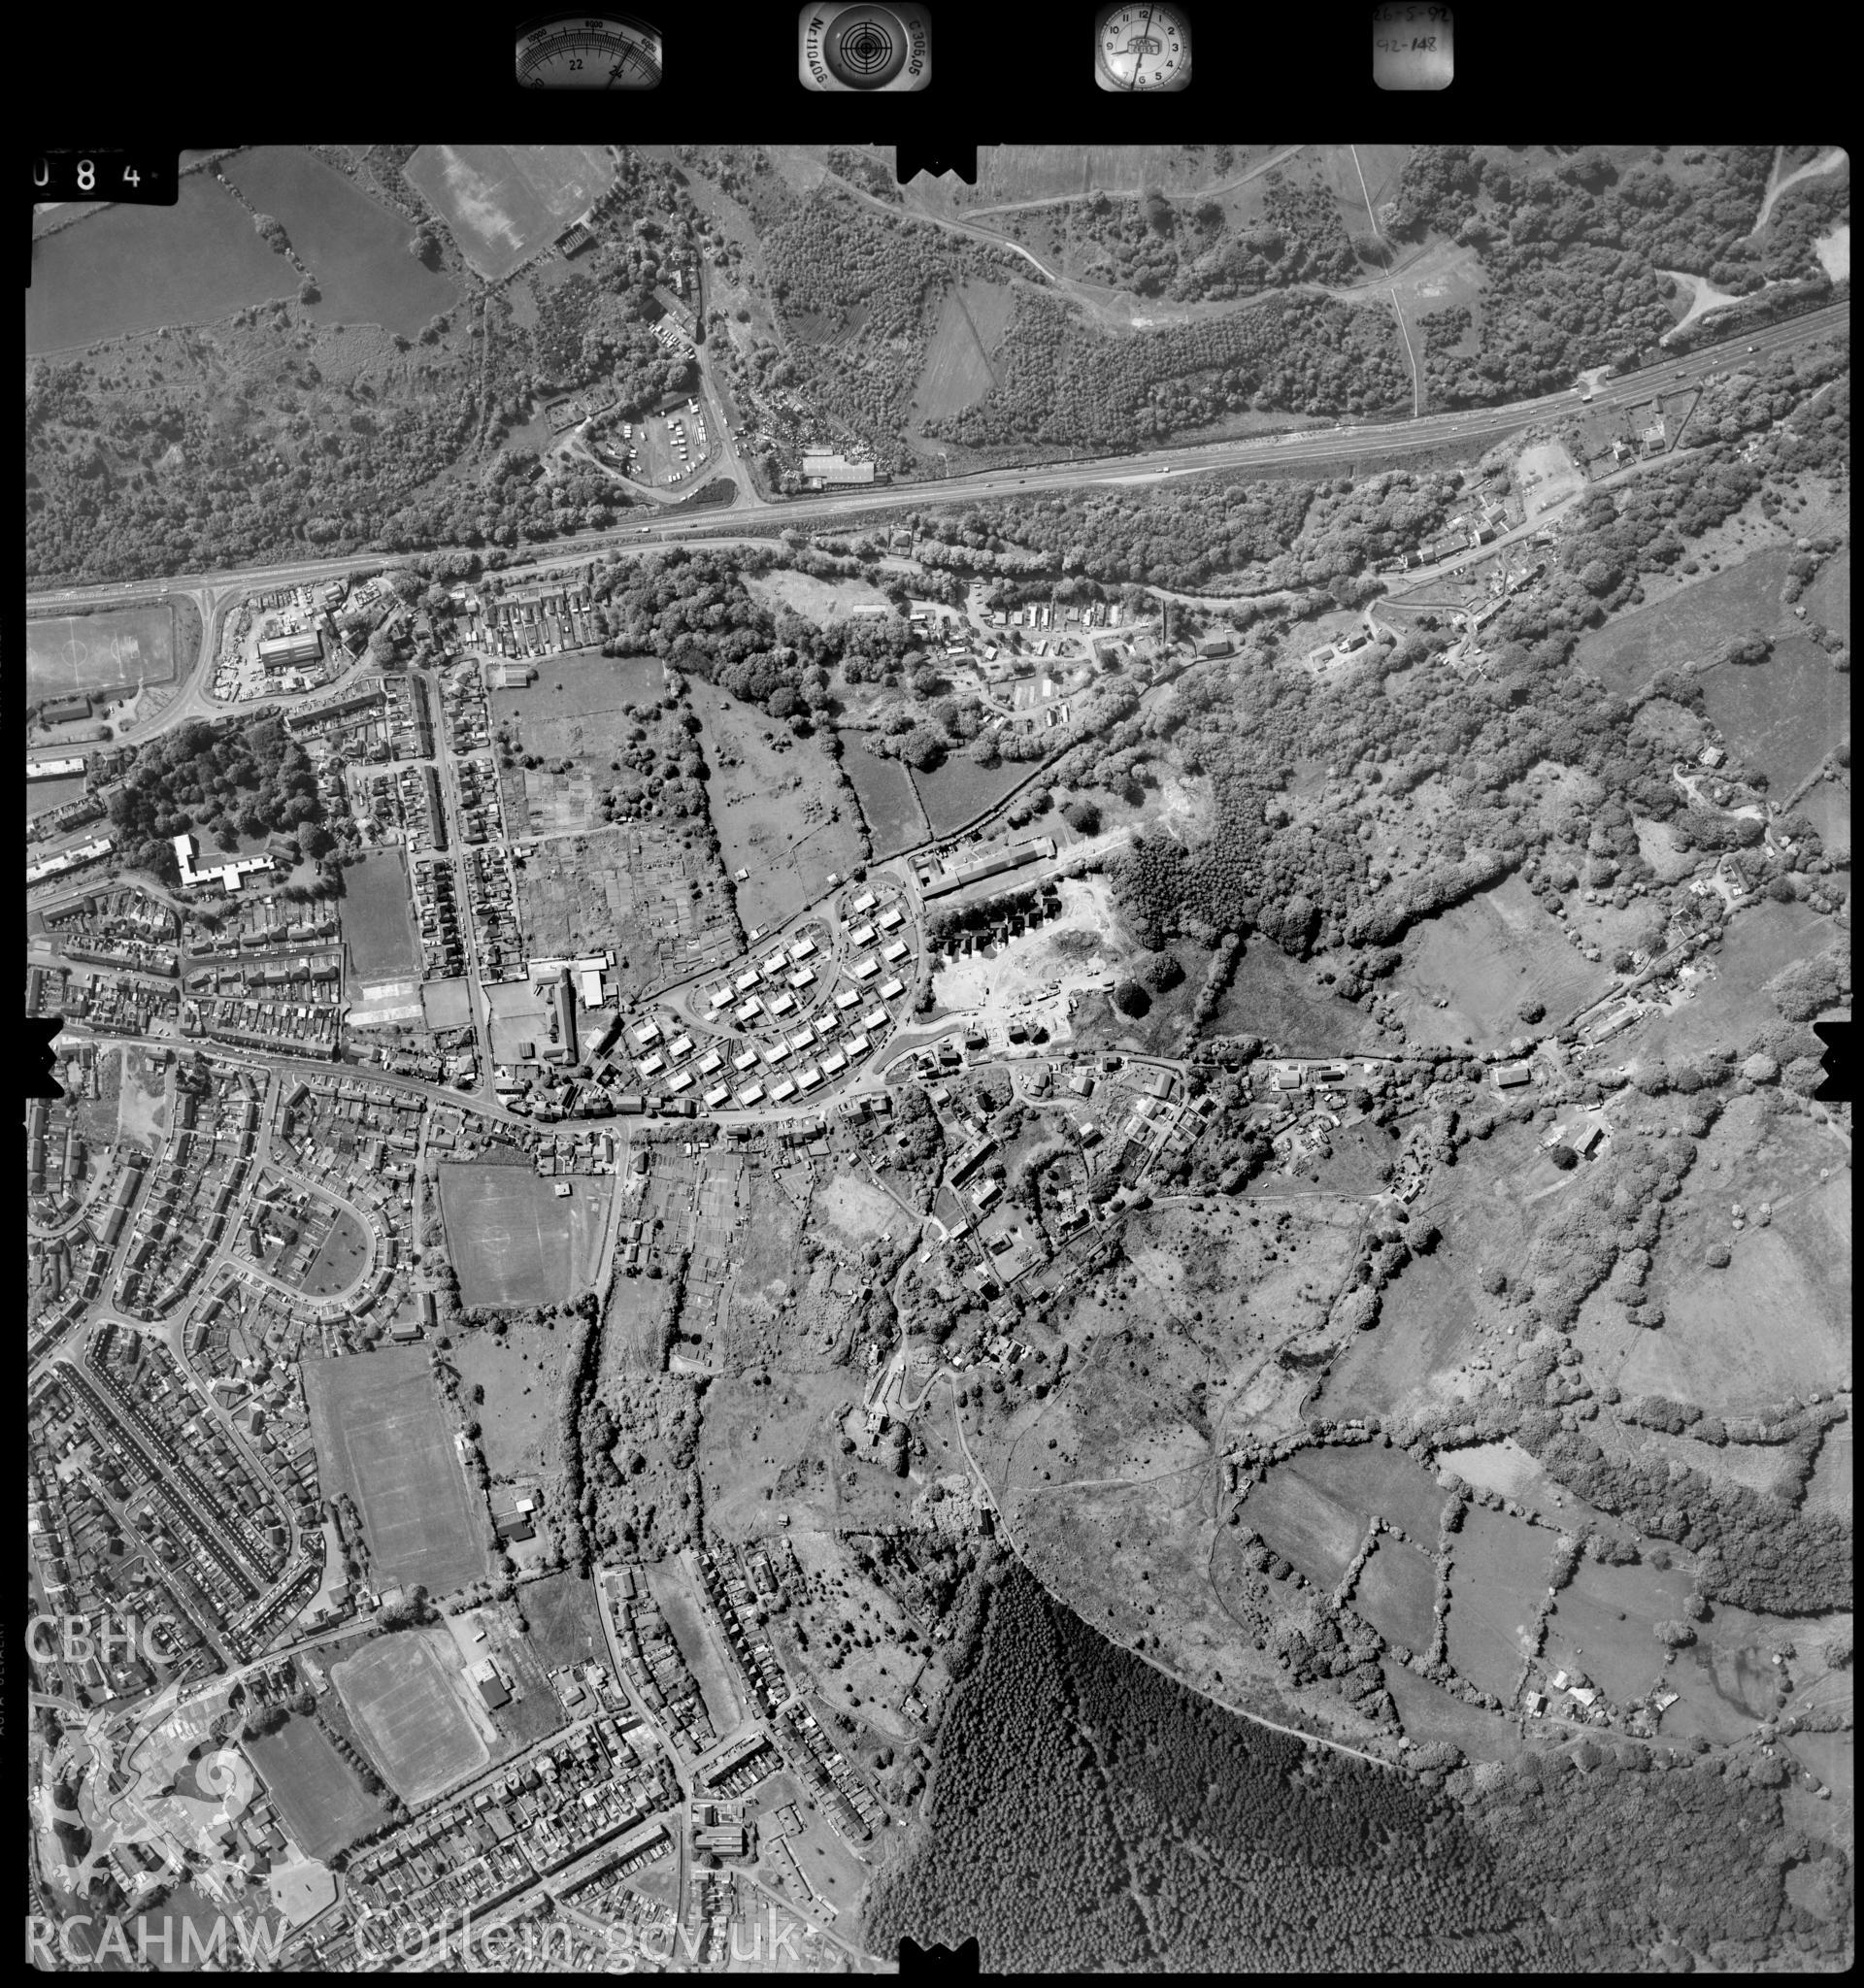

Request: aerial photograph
left=24, top=141, right=1852, bottom=1971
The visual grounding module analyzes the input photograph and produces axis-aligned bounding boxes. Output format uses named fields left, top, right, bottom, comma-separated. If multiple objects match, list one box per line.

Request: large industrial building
left=257, top=630, right=323, bottom=671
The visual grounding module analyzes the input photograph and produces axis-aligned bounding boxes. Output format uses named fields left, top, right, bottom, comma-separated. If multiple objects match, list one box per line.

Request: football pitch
left=27, top=603, right=176, bottom=700
left=339, top=848, right=421, bottom=983
left=404, top=144, right=615, bottom=282
left=329, top=1631, right=489, bottom=1807
left=301, top=1347, right=486, bottom=1598
left=244, top=1713, right=384, bottom=1862
left=437, top=1162, right=611, bottom=1308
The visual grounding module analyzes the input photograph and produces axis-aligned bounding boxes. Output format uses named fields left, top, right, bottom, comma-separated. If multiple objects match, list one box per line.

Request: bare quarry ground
left=1514, top=440, right=1584, bottom=523
left=930, top=875, right=1126, bottom=1037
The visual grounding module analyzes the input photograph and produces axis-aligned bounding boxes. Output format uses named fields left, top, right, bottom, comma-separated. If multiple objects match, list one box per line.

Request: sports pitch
left=27, top=603, right=176, bottom=700
left=404, top=144, right=616, bottom=282
left=244, top=1713, right=384, bottom=1862
left=339, top=848, right=421, bottom=983
left=329, top=1630, right=489, bottom=1807
left=301, top=1347, right=487, bottom=1597
left=437, top=1162, right=612, bottom=1308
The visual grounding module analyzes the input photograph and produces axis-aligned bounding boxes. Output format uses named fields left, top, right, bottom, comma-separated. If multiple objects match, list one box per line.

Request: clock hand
left=1132, top=3, right=1152, bottom=87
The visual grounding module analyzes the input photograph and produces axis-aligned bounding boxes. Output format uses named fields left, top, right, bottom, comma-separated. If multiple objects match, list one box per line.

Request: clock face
left=1098, top=3, right=1191, bottom=89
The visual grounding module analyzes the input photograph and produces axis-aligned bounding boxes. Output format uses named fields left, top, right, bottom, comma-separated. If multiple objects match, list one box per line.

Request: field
left=420, top=977, right=473, bottom=1030
left=1441, top=1504, right=1548, bottom=1700
left=696, top=1371, right=854, bottom=1538
left=842, top=747, right=929, bottom=857
left=1385, top=874, right=1613, bottom=1050
left=1577, top=545, right=1796, bottom=697
left=405, top=144, right=616, bottom=282
left=26, top=775, right=87, bottom=820
left=1535, top=1553, right=1699, bottom=1709
left=437, top=1162, right=612, bottom=1309
left=810, top=1169, right=919, bottom=1255
left=26, top=177, right=291, bottom=353
left=514, top=822, right=738, bottom=999
left=521, top=1569, right=608, bottom=1671
left=339, top=848, right=421, bottom=984
left=446, top=1603, right=565, bottom=1747
left=26, top=602, right=177, bottom=701
left=647, top=1555, right=748, bottom=1736
left=330, top=1629, right=490, bottom=1806
left=1014, top=1466, right=1260, bottom=1717
left=1211, top=937, right=1382, bottom=1058
left=300, top=1205, right=373, bottom=1298
left=685, top=678, right=866, bottom=933
left=1323, top=1137, right=1531, bottom=1424
left=1009, top=1198, right=1364, bottom=1505
left=1630, top=899, right=1837, bottom=1061
left=1287, top=1442, right=1452, bottom=1541
left=1796, top=779, right=1850, bottom=862
left=1320, top=141, right=1407, bottom=238
left=1614, top=1598, right=1793, bottom=1751
left=116, top=1047, right=170, bottom=1147
left=747, top=570, right=893, bottom=621
left=598, top=1266, right=678, bottom=1378
left=244, top=1713, right=387, bottom=1862
left=1803, top=545, right=1850, bottom=640
left=1240, top=1461, right=1365, bottom=1590
left=909, top=281, right=1017, bottom=427
left=301, top=1346, right=488, bottom=1598
left=496, top=655, right=670, bottom=837
left=1602, top=1099, right=1851, bottom=1413
left=451, top=1323, right=567, bottom=1477
left=908, top=753, right=1034, bottom=838
left=1701, top=635, right=1847, bottom=791
left=221, top=148, right=458, bottom=337
left=1350, top=1541, right=1438, bottom=1651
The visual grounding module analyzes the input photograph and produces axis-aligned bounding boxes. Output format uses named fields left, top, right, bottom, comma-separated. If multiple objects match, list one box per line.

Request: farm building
left=39, top=695, right=93, bottom=726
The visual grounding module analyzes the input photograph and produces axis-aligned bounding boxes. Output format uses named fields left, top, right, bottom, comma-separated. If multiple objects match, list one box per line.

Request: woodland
left=869, top=1562, right=1841, bottom=1968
